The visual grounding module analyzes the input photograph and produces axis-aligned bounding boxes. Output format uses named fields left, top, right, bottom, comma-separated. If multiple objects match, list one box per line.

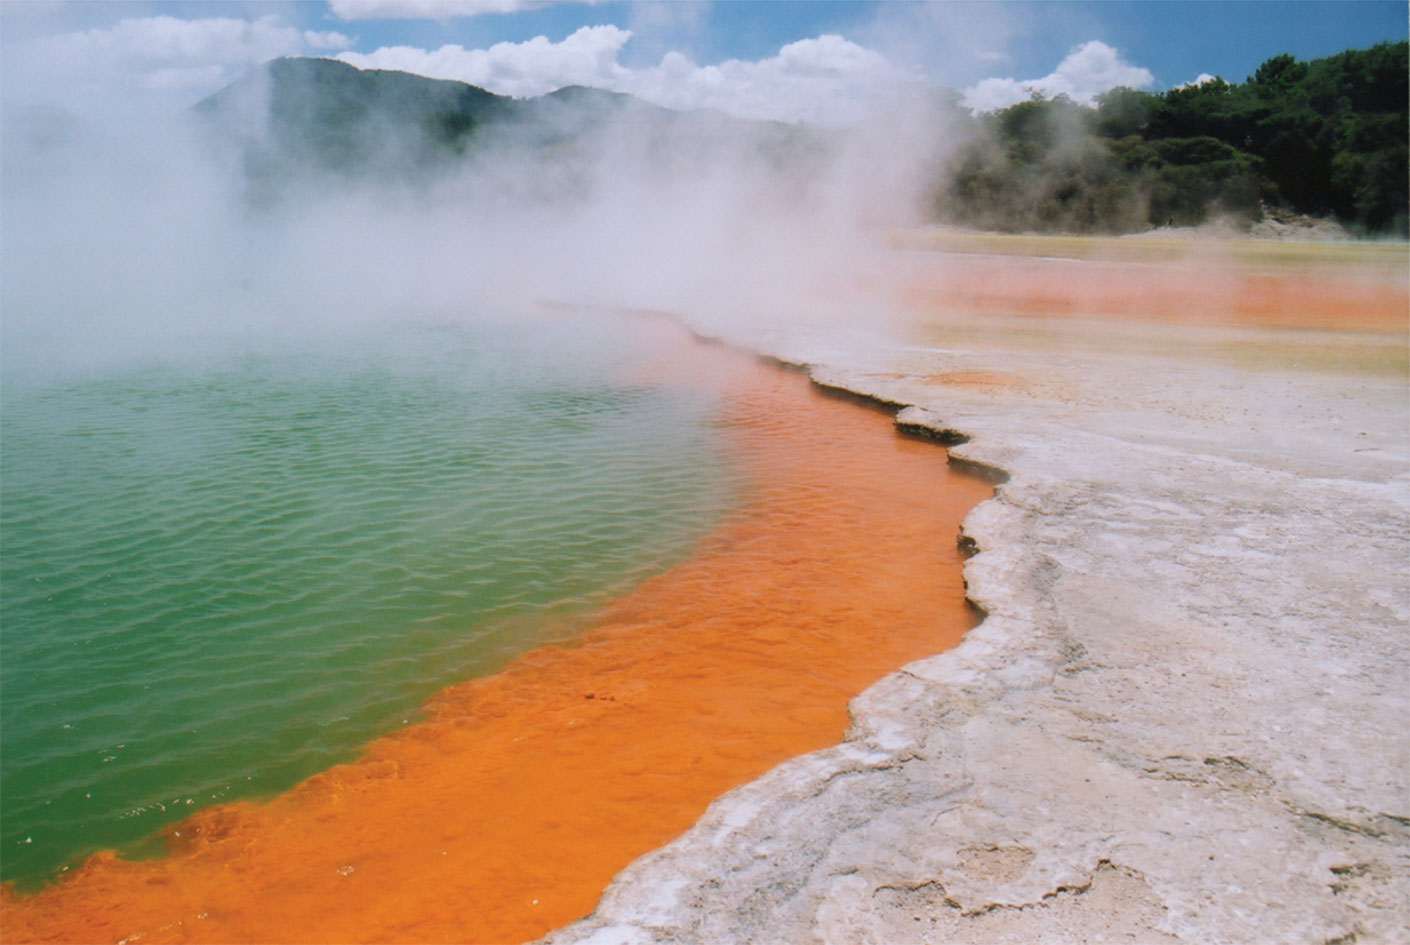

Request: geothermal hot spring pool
left=0, top=305, right=987, bottom=943
left=0, top=312, right=740, bottom=888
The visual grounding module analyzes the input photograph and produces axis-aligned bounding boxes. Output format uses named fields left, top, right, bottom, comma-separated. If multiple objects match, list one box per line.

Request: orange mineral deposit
left=1, top=329, right=991, bottom=945
left=896, top=252, right=1409, bottom=332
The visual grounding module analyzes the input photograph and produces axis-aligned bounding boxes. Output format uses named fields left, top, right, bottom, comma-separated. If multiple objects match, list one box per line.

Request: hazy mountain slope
left=194, top=57, right=828, bottom=206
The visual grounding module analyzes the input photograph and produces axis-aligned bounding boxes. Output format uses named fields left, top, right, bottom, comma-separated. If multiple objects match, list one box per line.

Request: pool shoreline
left=1, top=322, right=993, bottom=944
left=543, top=242, right=1410, bottom=945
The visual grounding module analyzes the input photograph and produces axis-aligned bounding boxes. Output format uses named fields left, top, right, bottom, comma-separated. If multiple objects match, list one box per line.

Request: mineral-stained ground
left=545, top=235, right=1410, bottom=945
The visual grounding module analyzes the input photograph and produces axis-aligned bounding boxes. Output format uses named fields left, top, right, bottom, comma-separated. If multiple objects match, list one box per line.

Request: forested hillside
left=196, top=57, right=823, bottom=206
left=201, top=44, right=1407, bottom=236
left=937, top=41, right=1408, bottom=236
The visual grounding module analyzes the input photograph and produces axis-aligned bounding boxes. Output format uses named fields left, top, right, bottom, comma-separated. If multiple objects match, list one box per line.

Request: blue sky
left=315, top=1, right=1407, bottom=88
left=3, top=1, right=1405, bottom=123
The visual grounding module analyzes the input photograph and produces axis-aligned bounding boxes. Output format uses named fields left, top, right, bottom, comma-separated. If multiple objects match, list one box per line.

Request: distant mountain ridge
left=201, top=44, right=1407, bottom=234
left=197, top=58, right=611, bottom=170
left=195, top=57, right=818, bottom=201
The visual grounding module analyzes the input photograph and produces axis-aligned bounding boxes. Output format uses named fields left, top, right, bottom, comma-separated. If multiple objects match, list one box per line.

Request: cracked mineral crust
left=540, top=241, right=1410, bottom=945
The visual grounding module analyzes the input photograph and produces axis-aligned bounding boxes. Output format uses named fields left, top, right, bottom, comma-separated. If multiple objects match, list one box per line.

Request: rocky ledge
left=542, top=284, right=1409, bottom=944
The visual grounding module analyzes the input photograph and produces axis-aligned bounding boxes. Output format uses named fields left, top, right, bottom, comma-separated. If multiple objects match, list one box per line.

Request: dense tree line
left=201, top=47, right=1406, bottom=235
left=936, top=41, right=1408, bottom=236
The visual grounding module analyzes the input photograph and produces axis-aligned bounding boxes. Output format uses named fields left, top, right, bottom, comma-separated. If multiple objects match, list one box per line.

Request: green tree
left=1094, top=87, right=1161, bottom=139
left=941, top=41, right=1409, bottom=235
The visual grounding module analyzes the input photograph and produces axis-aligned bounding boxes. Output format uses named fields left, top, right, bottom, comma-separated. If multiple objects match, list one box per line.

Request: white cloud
left=629, top=35, right=911, bottom=124
left=5, top=14, right=352, bottom=110
left=43, top=15, right=334, bottom=69
left=962, top=40, right=1153, bottom=112
left=6, top=10, right=914, bottom=128
left=339, top=28, right=914, bottom=125
left=1178, top=73, right=1219, bottom=89
left=961, top=77, right=1029, bottom=113
left=306, top=29, right=356, bottom=50
left=328, top=0, right=602, bottom=19
left=338, top=24, right=632, bottom=99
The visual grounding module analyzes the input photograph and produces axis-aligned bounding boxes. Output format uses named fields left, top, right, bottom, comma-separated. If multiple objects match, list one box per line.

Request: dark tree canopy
left=938, top=41, right=1408, bottom=236
left=197, top=46, right=1406, bottom=237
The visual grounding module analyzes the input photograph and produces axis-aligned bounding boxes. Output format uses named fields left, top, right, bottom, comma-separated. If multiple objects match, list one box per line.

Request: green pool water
left=0, top=312, right=738, bottom=889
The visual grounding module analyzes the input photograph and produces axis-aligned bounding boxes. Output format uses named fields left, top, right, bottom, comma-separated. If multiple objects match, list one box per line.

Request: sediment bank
left=544, top=237, right=1410, bottom=944
left=0, top=325, right=991, bottom=944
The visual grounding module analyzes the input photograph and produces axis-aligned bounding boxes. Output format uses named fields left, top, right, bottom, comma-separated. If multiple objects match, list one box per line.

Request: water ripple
left=0, top=316, right=739, bottom=888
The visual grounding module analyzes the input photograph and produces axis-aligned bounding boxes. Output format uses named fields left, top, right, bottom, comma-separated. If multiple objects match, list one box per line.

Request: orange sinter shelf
left=1, top=327, right=992, bottom=945
left=895, top=254, right=1410, bottom=332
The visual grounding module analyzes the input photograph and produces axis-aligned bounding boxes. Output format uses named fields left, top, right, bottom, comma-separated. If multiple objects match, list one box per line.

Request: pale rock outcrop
left=542, top=302, right=1409, bottom=945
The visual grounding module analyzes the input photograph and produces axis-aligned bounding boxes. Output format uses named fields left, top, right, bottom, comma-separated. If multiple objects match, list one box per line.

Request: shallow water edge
left=1, top=318, right=992, bottom=945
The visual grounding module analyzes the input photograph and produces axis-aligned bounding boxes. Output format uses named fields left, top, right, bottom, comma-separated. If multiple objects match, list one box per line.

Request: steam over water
left=0, top=48, right=946, bottom=898
left=0, top=313, right=738, bottom=887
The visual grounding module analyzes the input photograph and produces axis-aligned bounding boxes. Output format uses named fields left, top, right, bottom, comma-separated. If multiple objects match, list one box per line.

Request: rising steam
left=1, top=48, right=967, bottom=390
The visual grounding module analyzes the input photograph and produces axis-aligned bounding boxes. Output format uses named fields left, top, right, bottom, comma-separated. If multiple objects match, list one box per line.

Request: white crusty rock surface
left=543, top=290, right=1409, bottom=945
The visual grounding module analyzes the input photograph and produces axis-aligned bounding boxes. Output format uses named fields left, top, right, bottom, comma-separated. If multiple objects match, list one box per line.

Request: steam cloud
left=2, top=5, right=1183, bottom=395
left=337, top=28, right=916, bottom=125
left=0, top=23, right=966, bottom=390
